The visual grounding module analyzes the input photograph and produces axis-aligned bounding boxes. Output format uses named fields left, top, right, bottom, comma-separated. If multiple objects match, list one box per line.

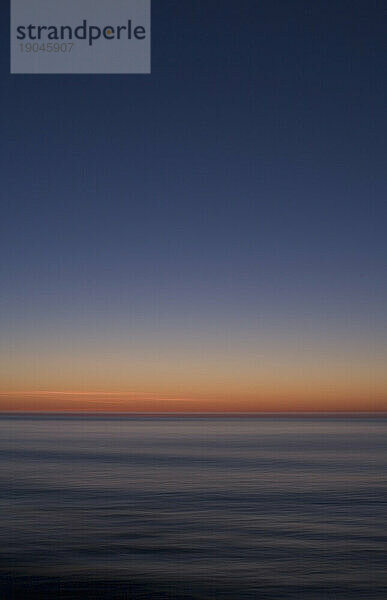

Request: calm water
left=0, top=415, right=386, bottom=599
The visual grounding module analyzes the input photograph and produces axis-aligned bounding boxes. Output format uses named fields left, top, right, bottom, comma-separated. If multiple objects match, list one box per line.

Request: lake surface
left=0, top=414, right=386, bottom=599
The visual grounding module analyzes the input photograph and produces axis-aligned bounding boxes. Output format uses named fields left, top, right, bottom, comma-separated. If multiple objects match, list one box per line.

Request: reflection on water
left=1, top=415, right=386, bottom=599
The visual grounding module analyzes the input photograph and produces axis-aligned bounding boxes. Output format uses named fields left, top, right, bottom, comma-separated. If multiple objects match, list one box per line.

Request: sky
left=1, top=0, right=386, bottom=412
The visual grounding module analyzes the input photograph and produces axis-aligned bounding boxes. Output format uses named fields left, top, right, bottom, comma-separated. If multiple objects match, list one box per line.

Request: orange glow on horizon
left=0, top=390, right=385, bottom=413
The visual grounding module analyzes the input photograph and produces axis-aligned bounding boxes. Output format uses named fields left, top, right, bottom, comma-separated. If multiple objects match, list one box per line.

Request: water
left=0, top=414, right=386, bottom=599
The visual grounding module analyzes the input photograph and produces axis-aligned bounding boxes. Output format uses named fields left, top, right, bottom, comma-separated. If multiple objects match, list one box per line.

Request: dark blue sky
left=1, top=1, right=386, bottom=407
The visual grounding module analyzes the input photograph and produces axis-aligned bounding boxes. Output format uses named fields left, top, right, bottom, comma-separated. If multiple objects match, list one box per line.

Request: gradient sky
left=1, top=0, right=386, bottom=412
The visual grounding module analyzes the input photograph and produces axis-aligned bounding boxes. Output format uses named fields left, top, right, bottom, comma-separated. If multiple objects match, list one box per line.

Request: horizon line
left=1, top=410, right=386, bottom=416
